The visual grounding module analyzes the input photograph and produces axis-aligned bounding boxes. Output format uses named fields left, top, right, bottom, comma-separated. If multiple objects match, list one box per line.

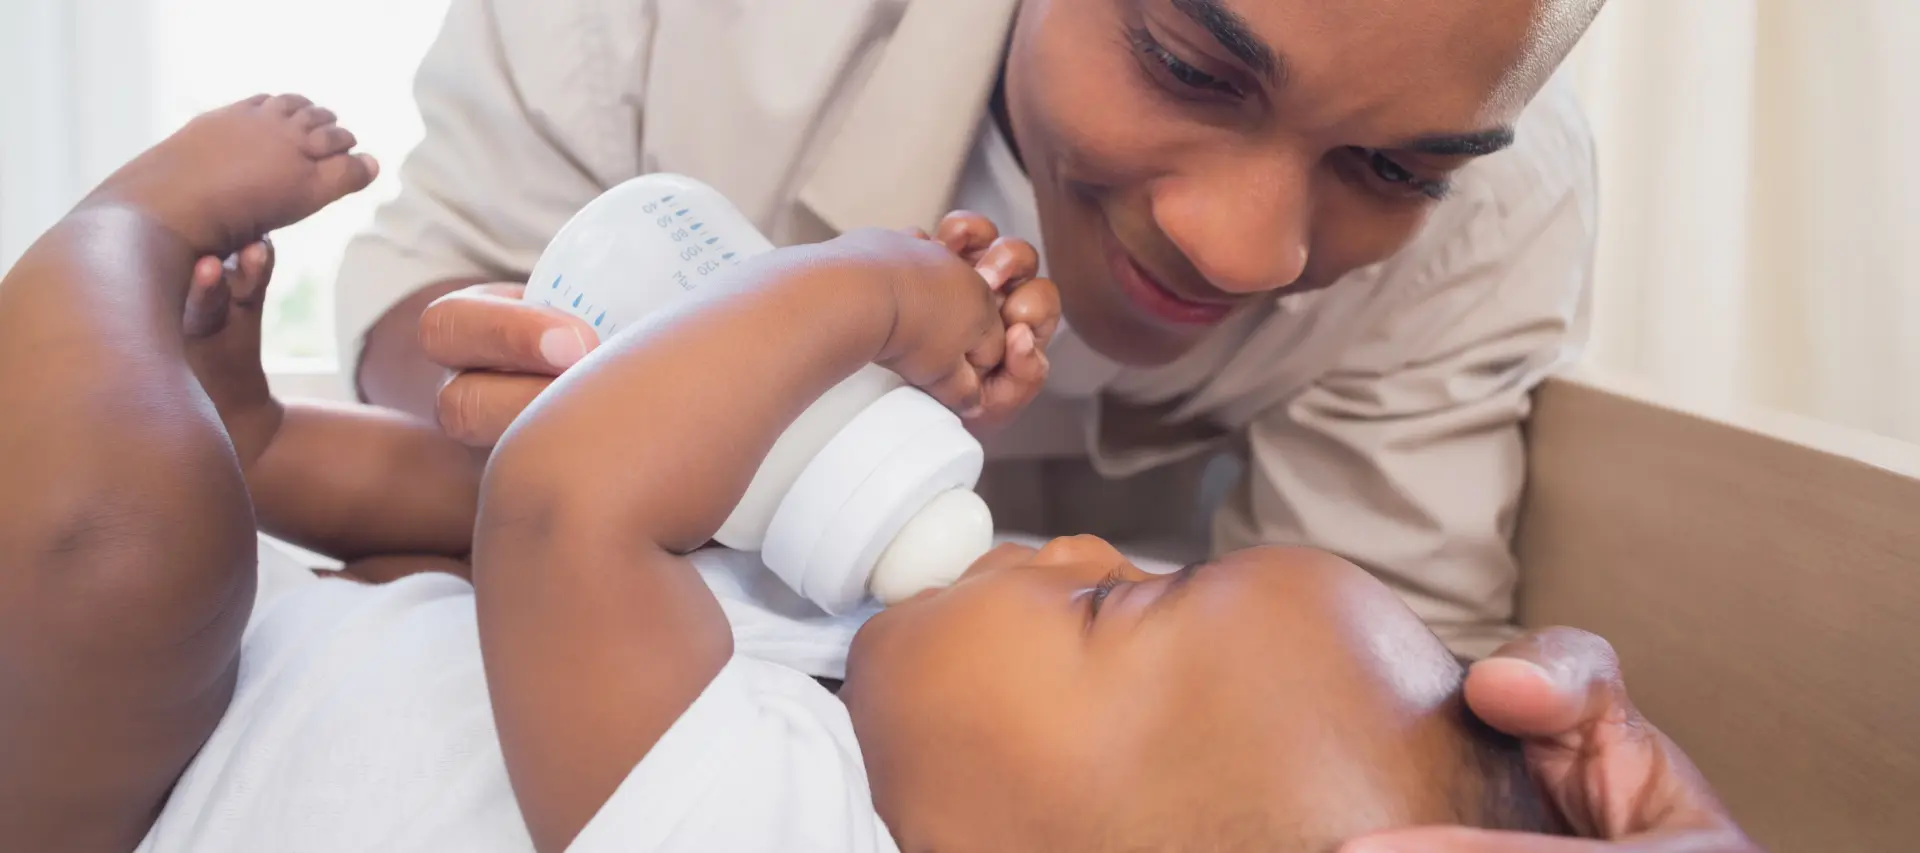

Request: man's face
left=1002, top=0, right=1589, bottom=364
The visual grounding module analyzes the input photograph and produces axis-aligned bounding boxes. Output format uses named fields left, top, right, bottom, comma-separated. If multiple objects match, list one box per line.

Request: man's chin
left=1063, top=304, right=1204, bottom=368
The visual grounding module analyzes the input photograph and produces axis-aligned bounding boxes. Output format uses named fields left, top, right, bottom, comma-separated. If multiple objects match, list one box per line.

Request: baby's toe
left=302, top=124, right=358, bottom=159
left=304, top=152, right=379, bottom=208
left=296, top=105, right=338, bottom=132
left=264, top=93, right=313, bottom=116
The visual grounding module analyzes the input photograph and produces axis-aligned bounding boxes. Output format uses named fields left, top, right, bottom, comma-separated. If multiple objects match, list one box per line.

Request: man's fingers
left=1340, top=827, right=1759, bottom=853
left=1466, top=627, right=1742, bottom=841
left=462, top=282, right=531, bottom=300
left=1466, top=627, right=1634, bottom=739
left=1340, top=826, right=1610, bottom=853
left=436, top=370, right=554, bottom=447
left=419, top=284, right=596, bottom=376
left=423, top=280, right=592, bottom=446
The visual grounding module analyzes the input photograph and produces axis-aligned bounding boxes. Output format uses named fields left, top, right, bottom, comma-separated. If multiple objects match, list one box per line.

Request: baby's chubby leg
left=0, top=94, right=374, bottom=853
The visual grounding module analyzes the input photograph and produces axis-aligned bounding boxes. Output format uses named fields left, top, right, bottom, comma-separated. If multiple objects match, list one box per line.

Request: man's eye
left=1350, top=148, right=1452, bottom=200
left=1127, top=27, right=1241, bottom=98
left=1368, top=150, right=1416, bottom=184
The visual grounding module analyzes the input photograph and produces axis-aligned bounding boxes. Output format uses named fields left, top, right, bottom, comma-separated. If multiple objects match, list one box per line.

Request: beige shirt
left=335, top=0, right=1597, bottom=658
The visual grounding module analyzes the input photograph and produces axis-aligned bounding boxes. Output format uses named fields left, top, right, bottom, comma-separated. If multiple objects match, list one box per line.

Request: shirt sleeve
left=333, top=0, right=654, bottom=374
left=1213, top=142, right=1598, bottom=660
left=568, top=657, right=895, bottom=853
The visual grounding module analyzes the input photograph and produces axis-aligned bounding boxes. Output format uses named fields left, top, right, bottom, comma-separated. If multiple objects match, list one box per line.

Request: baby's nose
left=1027, top=535, right=1131, bottom=570
left=957, top=542, right=1039, bottom=582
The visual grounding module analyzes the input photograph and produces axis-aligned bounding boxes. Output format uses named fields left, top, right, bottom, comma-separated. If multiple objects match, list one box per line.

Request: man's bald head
left=1492, top=0, right=1610, bottom=109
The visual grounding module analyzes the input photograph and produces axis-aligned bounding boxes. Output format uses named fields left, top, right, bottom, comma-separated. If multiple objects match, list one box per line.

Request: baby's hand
left=182, top=239, right=285, bottom=470
left=913, top=211, right=1061, bottom=430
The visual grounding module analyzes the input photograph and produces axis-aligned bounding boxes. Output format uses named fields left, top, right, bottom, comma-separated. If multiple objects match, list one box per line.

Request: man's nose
left=1151, top=151, right=1314, bottom=295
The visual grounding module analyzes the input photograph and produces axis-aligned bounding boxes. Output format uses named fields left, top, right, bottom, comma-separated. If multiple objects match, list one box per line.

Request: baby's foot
left=184, top=239, right=283, bottom=470
left=87, top=94, right=377, bottom=257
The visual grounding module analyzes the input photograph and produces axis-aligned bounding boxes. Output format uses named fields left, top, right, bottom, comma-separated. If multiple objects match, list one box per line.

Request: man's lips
left=1103, top=233, right=1238, bottom=326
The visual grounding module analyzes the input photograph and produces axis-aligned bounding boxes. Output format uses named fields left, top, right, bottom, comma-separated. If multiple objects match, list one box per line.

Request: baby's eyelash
left=1089, top=569, right=1125, bottom=616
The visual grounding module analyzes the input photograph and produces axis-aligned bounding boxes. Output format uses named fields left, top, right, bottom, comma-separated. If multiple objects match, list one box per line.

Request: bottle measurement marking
left=545, top=274, right=604, bottom=325
left=543, top=193, right=760, bottom=333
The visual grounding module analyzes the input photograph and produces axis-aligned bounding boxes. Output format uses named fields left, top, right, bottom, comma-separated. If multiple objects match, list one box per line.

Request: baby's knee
left=2, top=479, right=255, bottom=643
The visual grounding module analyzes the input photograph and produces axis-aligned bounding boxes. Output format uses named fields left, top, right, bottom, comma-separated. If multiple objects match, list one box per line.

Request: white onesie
left=135, top=538, right=897, bottom=853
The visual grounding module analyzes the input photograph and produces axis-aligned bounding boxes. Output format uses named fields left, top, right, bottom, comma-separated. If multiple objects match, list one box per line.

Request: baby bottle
left=523, top=173, right=994, bottom=614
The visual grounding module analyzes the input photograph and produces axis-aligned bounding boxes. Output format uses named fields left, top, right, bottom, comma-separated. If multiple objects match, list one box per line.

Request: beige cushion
left=1517, top=371, right=1920, bottom=852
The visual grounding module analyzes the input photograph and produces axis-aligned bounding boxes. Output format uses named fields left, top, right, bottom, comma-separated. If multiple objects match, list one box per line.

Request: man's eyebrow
left=1173, top=0, right=1280, bottom=83
left=1405, top=127, right=1518, bottom=157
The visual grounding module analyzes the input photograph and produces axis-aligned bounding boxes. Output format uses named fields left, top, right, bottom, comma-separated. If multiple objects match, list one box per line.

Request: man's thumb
left=1340, top=826, right=1609, bottom=853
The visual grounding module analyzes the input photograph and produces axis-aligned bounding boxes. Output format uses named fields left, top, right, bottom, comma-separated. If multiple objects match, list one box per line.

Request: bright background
left=1, top=0, right=449, bottom=377
left=150, top=0, right=452, bottom=365
left=4, top=0, right=1919, bottom=441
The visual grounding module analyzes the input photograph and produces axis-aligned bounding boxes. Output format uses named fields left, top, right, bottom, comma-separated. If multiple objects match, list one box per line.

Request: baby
left=0, top=97, right=1557, bottom=852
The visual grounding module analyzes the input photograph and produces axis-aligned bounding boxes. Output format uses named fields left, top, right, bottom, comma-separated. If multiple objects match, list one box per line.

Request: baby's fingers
left=965, top=313, right=1008, bottom=377
left=1001, top=276, right=1061, bottom=351
left=181, top=239, right=271, bottom=338
left=1002, top=324, right=1047, bottom=386
left=918, top=361, right=987, bottom=420
left=975, top=237, right=1040, bottom=293
left=971, top=324, right=1049, bottom=430
left=934, top=211, right=1000, bottom=263
left=182, top=260, right=233, bottom=339
left=228, top=239, right=275, bottom=308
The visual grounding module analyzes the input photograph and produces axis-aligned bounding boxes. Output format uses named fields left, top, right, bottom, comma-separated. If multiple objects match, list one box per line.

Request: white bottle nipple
left=869, top=489, right=995, bottom=605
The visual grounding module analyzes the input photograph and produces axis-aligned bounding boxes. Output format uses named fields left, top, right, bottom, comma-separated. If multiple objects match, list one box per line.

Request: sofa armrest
left=1516, top=370, right=1920, bottom=852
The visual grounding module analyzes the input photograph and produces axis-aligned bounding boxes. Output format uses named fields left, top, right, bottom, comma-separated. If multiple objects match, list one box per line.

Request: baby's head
left=843, top=537, right=1556, bottom=850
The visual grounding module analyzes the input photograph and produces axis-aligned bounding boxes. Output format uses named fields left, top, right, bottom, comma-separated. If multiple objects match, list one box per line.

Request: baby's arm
left=250, top=403, right=481, bottom=562
left=474, top=229, right=1009, bottom=852
left=184, top=243, right=480, bottom=564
